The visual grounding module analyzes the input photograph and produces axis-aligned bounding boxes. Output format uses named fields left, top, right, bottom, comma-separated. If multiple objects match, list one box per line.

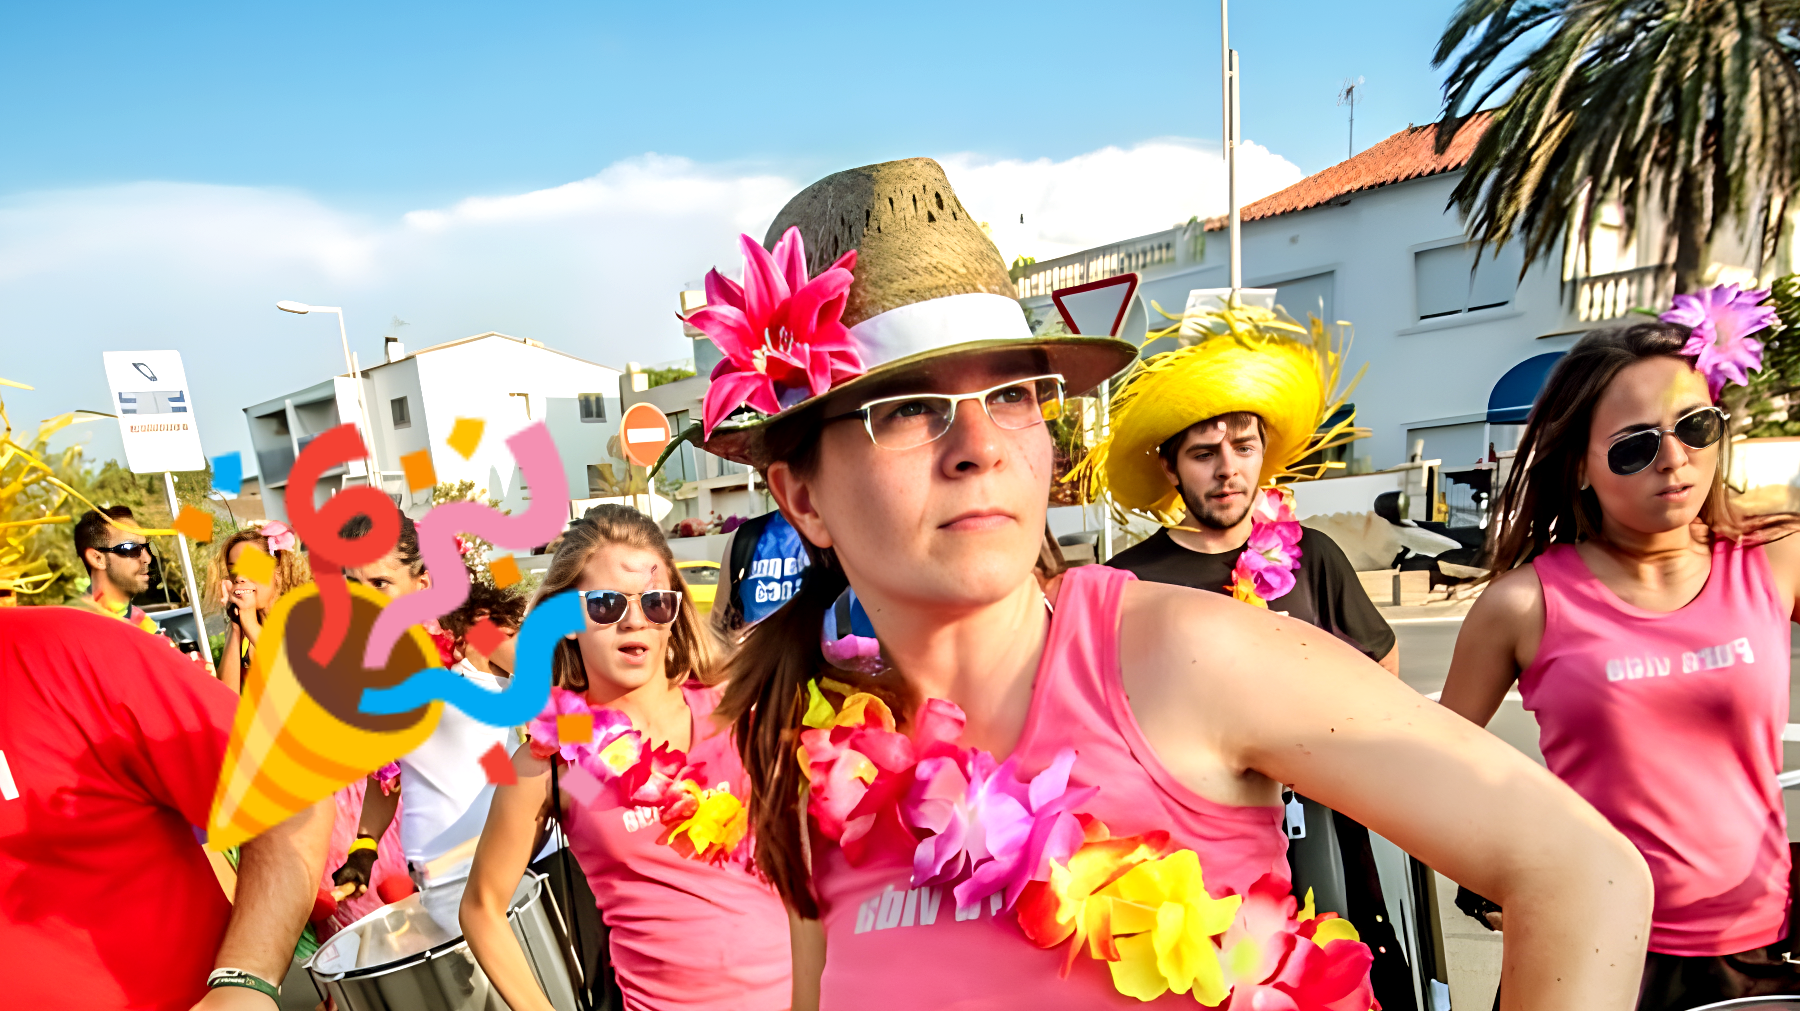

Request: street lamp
left=276, top=301, right=382, bottom=489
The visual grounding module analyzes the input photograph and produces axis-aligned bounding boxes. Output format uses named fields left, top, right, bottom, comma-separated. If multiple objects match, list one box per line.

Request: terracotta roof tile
left=1206, top=113, right=1492, bottom=230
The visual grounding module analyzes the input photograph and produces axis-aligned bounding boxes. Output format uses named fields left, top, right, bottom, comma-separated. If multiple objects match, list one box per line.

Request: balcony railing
left=1576, top=265, right=1675, bottom=322
left=1012, top=232, right=1185, bottom=298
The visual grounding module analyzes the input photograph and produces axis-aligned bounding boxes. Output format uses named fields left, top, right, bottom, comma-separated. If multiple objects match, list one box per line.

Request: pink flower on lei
left=1661, top=283, right=1777, bottom=398
left=1216, top=874, right=1374, bottom=1011
left=527, top=687, right=641, bottom=774
left=684, top=227, right=864, bottom=438
left=800, top=695, right=965, bottom=864
left=1230, top=488, right=1304, bottom=605
left=904, top=745, right=1097, bottom=910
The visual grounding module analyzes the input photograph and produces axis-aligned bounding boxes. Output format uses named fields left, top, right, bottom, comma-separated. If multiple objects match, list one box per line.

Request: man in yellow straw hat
left=1079, top=300, right=1415, bottom=1011
left=1085, top=301, right=1397, bottom=675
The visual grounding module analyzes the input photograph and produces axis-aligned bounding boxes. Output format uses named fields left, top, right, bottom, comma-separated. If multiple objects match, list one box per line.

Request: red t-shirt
left=0, top=606, right=238, bottom=1009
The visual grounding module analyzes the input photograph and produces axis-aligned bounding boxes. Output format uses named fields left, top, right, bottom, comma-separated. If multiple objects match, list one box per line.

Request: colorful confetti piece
left=480, top=743, right=517, bottom=786
left=400, top=449, right=437, bottom=492
left=172, top=505, right=214, bottom=543
left=557, top=712, right=594, bottom=745
left=210, top=451, right=243, bottom=496
left=558, top=763, right=603, bottom=806
left=234, top=544, right=276, bottom=585
left=447, top=417, right=485, bottom=460
left=489, top=554, right=522, bottom=589
left=465, top=617, right=507, bottom=657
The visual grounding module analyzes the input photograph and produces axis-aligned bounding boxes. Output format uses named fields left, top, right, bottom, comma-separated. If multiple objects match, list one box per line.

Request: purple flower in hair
left=1661, top=284, right=1778, bottom=397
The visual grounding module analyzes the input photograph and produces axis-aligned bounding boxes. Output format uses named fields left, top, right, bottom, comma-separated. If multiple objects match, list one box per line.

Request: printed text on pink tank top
left=849, top=882, right=1007, bottom=934
left=1606, top=637, right=1754, bottom=683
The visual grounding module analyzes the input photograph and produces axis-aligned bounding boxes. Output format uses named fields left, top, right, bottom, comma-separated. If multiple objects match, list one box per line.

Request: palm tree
left=1434, top=0, right=1800, bottom=294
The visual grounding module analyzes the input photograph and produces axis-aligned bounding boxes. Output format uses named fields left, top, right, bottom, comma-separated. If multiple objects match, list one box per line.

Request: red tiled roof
left=1206, top=113, right=1492, bottom=230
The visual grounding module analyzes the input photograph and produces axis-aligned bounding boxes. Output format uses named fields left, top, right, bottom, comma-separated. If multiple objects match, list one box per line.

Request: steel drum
left=305, top=872, right=580, bottom=1011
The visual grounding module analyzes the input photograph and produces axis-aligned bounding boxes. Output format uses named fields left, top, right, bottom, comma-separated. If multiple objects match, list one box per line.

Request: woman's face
left=226, top=540, right=281, bottom=610
left=571, top=543, right=676, bottom=700
left=344, top=550, right=432, bottom=599
left=771, top=356, right=1053, bottom=617
left=1584, top=355, right=1719, bottom=536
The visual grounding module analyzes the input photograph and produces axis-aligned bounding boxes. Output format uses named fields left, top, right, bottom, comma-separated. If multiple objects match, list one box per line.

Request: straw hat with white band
left=693, top=158, right=1138, bottom=465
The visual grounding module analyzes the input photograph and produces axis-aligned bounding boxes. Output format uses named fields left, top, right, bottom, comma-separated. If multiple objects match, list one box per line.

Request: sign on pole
left=620, top=402, right=673, bottom=468
left=102, top=351, right=206, bottom=474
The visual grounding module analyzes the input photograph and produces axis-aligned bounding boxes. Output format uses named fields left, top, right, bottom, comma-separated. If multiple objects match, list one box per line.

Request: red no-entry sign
left=621, top=402, right=672, bottom=468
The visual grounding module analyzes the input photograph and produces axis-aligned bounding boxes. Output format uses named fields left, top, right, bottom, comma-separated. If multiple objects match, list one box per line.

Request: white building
left=1013, top=114, right=1771, bottom=477
left=244, top=332, right=622, bottom=524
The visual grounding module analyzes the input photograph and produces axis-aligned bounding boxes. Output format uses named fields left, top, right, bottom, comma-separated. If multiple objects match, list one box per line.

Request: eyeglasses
left=1605, top=406, right=1729, bottom=476
left=577, top=589, right=682, bottom=626
left=96, top=542, right=149, bottom=559
left=834, top=374, right=1066, bottom=451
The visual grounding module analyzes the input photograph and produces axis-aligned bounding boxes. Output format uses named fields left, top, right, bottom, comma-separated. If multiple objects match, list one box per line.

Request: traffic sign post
left=620, top=402, right=672, bottom=518
left=101, top=350, right=213, bottom=673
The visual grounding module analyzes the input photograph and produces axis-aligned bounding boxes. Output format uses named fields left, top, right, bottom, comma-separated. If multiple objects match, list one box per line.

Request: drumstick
left=331, top=882, right=357, bottom=902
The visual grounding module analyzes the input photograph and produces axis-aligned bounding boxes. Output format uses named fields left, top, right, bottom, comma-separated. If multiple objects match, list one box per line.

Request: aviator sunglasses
left=830, top=374, right=1066, bottom=451
left=577, top=588, right=682, bottom=626
left=1605, top=406, right=1729, bottom=476
left=95, top=541, right=150, bottom=559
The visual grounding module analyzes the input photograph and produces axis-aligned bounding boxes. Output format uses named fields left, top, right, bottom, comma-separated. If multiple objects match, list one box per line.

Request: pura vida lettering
left=851, top=883, right=1006, bottom=934
left=750, top=555, right=803, bottom=605
left=1605, top=637, right=1755, bottom=683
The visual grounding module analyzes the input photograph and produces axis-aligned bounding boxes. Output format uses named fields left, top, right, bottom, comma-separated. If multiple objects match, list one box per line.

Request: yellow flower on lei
left=667, top=781, right=749, bottom=861
left=1100, top=849, right=1243, bottom=1003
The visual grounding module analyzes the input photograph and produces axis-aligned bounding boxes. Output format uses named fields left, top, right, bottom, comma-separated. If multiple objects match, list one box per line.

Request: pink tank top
left=1523, top=541, right=1791, bottom=956
left=813, top=564, right=1289, bottom=1008
left=562, top=682, right=791, bottom=1011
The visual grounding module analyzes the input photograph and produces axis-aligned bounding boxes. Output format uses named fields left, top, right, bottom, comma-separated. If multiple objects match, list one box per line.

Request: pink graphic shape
left=362, top=422, right=569, bottom=667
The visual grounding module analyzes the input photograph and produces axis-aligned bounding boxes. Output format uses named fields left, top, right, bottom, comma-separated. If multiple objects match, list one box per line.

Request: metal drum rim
left=304, top=871, right=546, bottom=983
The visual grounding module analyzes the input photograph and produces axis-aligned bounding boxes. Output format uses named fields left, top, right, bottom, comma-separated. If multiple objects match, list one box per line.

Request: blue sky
left=0, top=0, right=1466, bottom=470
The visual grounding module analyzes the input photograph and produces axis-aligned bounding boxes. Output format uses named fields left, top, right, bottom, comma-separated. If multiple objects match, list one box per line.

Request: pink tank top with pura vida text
left=561, top=681, right=791, bottom=1011
left=813, top=564, right=1291, bottom=1009
left=1522, top=540, right=1792, bottom=956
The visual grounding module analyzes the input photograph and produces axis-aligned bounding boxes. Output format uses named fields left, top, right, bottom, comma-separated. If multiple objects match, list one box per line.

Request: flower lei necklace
left=528, top=687, right=749, bottom=864
left=1227, top=487, right=1304, bottom=608
left=799, top=680, right=1374, bottom=1008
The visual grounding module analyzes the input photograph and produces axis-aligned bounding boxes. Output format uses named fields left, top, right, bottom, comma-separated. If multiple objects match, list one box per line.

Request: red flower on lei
left=684, top=226, right=864, bottom=438
left=799, top=683, right=1375, bottom=1008
left=1230, top=488, right=1304, bottom=607
left=529, top=687, right=748, bottom=864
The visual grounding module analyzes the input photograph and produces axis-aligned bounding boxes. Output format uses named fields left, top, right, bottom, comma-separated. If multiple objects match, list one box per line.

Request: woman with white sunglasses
left=1442, top=306, right=1800, bottom=1011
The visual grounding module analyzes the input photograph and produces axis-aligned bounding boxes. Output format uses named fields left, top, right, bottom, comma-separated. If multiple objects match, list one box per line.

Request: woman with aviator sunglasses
left=1442, top=319, right=1800, bottom=1011
left=462, top=505, right=791, bottom=1011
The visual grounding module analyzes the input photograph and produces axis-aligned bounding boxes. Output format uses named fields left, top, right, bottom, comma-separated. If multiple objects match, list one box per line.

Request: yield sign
left=1052, top=273, right=1140, bottom=337
left=620, top=402, right=672, bottom=468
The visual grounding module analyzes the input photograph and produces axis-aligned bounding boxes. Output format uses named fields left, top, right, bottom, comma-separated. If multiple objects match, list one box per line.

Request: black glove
left=331, top=836, right=379, bottom=896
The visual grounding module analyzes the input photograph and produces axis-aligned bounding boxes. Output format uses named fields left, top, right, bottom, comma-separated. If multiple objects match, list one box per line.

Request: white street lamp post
left=276, top=301, right=382, bottom=489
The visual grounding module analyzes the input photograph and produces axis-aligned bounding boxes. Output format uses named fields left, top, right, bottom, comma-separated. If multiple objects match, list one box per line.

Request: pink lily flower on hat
left=685, top=226, right=864, bottom=438
left=1661, top=283, right=1777, bottom=398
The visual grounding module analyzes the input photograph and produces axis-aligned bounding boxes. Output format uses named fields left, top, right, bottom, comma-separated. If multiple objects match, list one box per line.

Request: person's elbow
left=1508, top=808, right=1652, bottom=923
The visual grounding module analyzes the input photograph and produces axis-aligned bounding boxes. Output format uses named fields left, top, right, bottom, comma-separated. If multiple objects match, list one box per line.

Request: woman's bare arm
left=788, top=910, right=824, bottom=1011
left=461, top=746, right=560, bottom=1011
left=1439, top=565, right=1542, bottom=726
left=1121, top=581, right=1650, bottom=1011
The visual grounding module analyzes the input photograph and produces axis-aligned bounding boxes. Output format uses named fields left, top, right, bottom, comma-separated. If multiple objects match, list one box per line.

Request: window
left=578, top=393, right=607, bottom=423
left=390, top=396, right=410, bottom=429
left=1272, top=272, right=1335, bottom=325
left=1415, top=243, right=1524, bottom=319
left=509, top=392, right=531, bottom=420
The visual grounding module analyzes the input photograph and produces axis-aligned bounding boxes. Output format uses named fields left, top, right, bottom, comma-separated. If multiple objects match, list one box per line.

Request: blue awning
left=1487, top=352, right=1565, bottom=424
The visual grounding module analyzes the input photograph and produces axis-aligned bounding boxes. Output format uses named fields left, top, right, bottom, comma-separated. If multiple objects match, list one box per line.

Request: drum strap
left=550, top=758, right=594, bottom=1011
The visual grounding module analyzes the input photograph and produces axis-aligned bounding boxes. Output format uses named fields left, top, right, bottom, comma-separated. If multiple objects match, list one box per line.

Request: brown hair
left=528, top=504, right=722, bottom=692
left=716, top=411, right=913, bottom=918
left=1485, top=320, right=1797, bottom=573
left=1156, top=410, right=1266, bottom=467
left=204, top=526, right=313, bottom=618
left=440, top=580, right=529, bottom=638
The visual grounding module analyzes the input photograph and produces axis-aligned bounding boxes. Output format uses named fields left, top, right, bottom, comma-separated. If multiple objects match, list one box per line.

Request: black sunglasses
left=95, top=542, right=149, bottom=559
left=577, top=589, right=682, bottom=626
left=1605, top=407, right=1728, bottom=476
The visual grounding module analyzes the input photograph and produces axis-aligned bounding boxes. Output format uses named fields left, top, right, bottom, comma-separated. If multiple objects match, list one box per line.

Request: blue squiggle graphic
left=358, top=591, right=582, bottom=726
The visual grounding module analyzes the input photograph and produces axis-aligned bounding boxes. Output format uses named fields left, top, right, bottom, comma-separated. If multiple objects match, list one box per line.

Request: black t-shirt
left=1105, top=526, right=1396, bottom=661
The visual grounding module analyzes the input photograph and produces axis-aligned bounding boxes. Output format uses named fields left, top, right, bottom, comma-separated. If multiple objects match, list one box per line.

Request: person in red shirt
left=0, top=606, right=330, bottom=1009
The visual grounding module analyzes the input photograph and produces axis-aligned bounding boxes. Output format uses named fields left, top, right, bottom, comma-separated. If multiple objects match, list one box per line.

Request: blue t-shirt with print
left=741, top=511, right=808, bottom=623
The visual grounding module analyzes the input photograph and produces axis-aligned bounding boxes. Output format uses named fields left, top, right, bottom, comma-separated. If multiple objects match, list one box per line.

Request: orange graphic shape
left=173, top=505, right=214, bottom=543
left=447, top=417, right=485, bottom=460
left=400, top=449, right=437, bottom=492
left=235, top=545, right=277, bottom=586
left=557, top=712, right=594, bottom=745
left=489, top=554, right=522, bottom=589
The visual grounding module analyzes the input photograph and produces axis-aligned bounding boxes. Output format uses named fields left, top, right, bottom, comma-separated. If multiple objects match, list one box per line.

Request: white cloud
left=0, top=141, right=1304, bottom=472
left=941, top=138, right=1304, bottom=264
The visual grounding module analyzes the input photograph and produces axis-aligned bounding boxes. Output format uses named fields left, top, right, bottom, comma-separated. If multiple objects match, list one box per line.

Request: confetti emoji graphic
left=234, top=544, right=276, bottom=586
left=400, top=449, right=437, bottom=493
left=205, top=580, right=444, bottom=852
left=465, top=618, right=507, bottom=658
left=480, top=743, right=518, bottom=786
left=447, top=417, right=485, bottom=459
left=489, top=554, right=523, bottom=589
left=173, top=504, right=214, bottom=543
left=285, top=425, right=401, bottom=666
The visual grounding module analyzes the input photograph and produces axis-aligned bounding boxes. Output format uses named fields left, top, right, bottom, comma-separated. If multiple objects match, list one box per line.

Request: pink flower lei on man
left=684, top=227, right=865, bottom=438
left=1229, top=487, right=1304, bottom=607
left=1660, top=283, right=1777, bottom=398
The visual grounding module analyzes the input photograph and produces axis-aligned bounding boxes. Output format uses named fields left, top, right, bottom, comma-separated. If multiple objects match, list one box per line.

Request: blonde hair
left=529, top=505, right=722, bottom=691
left=205, top=527, right=311, bottom=619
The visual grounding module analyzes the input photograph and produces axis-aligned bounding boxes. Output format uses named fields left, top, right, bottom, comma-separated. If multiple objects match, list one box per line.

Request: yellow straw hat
left=1075, top=302, right=1365, bottom=526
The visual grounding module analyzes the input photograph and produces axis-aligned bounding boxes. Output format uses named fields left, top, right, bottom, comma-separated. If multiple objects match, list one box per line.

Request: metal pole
left=1227, top=49, right=1242, bottom=295
left=333, top=312, right=379, bottom=488
left=1099, top=379, right=1114, bottom=562
left=164, top=470, right=215, bottom=675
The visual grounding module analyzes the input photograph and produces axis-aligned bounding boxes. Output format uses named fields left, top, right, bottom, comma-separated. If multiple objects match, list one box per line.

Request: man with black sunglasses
left=70, top=505, right=160, bottom=635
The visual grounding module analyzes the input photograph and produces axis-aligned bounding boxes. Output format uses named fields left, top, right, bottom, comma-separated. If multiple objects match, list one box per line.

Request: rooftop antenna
left=1337, top=77, right=1365, bottom=159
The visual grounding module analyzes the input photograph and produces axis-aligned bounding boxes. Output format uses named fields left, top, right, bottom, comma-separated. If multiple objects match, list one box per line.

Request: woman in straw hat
left=696, top=157, right=1649, bottom=1010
